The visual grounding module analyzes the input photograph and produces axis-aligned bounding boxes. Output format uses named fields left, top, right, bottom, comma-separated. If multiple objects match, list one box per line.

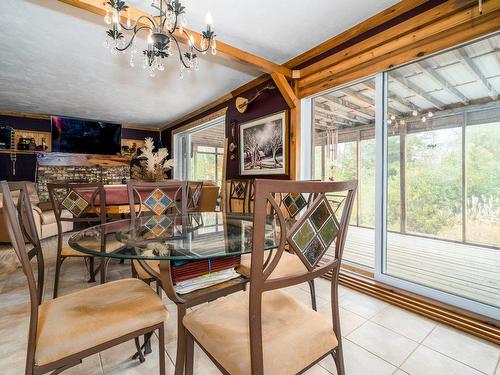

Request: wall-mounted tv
left=51, top=116, right=121, bottom=155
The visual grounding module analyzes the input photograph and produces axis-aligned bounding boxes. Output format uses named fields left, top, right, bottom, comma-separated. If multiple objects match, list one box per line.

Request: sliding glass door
left=305, top=32, right=500, bottom=318
left=380, top=34, right=500, bottom=317
left=311, top=77, right=376, bottom=269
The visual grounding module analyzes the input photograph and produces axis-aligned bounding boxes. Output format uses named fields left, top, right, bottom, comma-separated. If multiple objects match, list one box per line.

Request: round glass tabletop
left=68, top=212, right=278, bottom=261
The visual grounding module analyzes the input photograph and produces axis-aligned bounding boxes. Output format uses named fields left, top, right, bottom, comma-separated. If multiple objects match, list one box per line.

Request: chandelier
left=103, top=0, right=216, bottom=78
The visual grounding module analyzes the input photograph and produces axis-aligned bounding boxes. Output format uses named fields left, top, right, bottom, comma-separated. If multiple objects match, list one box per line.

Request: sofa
left=0, top=181, right=73, bottom=243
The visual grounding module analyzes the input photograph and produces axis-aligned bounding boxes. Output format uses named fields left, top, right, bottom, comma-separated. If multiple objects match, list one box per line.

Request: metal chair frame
left=184, top=179, right=357, bottom=375
left=47, top=182, right=107, bottom=298
left=1, top=181, right=166, bottom=375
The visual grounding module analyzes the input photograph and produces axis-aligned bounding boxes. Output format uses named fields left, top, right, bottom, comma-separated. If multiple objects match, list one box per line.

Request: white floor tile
left=370, top=305, right=436, bottom=342
left=401, top=345, right=484, bottom=375
left=423, top=324, right=500, bottom=374
left=339, top=290, right=389, bottom=319
left=347, top=321, right=418, bottom=366
left=318, top=303, right=367, bottom=336
left=320, top=339, right=396, bottom=375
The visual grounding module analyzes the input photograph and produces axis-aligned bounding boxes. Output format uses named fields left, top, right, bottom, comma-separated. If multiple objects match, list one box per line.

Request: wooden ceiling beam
left=301, top=4, right=500, bottom=97
left=298, top=0, right=477, bottom=80
left=284, top=0, right=430, bottom=69
left=57, top=0, right=296, bottom=78
left=271, top=72, right=298, bottom=109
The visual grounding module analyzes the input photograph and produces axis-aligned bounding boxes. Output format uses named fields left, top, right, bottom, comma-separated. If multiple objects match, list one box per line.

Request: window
left=383, top=34, right=500, bottom=314
left=174, top=117, right=225, bottom=185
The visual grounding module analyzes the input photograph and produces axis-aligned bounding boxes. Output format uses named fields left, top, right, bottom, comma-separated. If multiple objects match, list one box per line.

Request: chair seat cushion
left=183, top=289, right=337, bottom=375
left=133, top=259, right=160, bottom=279
left=237, top=251, right=307, bottom=279
left=61, top=237, right=123, bottom=257
left=40, top=209, right=72, bottom=225
left=35, top=278, right=168, bottom=366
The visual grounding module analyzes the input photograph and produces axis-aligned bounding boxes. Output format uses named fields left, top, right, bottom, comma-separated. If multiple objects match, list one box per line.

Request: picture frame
left=239, top=110, right=288, bottom=176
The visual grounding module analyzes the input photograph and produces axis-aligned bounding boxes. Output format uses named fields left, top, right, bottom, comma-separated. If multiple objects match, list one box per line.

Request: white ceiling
left=0, top=0, right=399, bottom=128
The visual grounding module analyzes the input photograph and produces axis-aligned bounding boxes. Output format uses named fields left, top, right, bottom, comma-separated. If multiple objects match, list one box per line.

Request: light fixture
left=427, top=111, right=433, bottom=118
left=103, top=0, right=216, bottom=77
left=412, top=109, right=418, bottom=117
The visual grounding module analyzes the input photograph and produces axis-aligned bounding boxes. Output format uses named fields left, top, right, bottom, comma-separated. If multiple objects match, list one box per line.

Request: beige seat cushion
left=61, top=237, right=123, bottom=257
left=35, top=278, right=168, bottom=366
left=237, top=251, right=307, bottom=279
left=40, top=209, right=72, bottom=225
left=183, top=289, right=337, bottom=375
left=133, top=259, right=160, bottom=279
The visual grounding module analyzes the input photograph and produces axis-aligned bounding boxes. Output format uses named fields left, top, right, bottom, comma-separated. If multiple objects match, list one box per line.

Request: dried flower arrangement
left=130, top=137, right=174, bottom=182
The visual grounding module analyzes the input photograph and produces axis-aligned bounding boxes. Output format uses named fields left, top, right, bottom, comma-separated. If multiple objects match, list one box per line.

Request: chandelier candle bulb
left=205, top=12, right=213, bottom=26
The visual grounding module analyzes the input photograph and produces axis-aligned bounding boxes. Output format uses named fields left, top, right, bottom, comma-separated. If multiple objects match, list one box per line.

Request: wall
left=0, top=114, right=160, bottom=181
left=162, top=79, right=289, bottom=180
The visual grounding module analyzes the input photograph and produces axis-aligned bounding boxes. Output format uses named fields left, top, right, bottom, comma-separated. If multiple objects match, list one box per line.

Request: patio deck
left=342, top=226, right=500, bottom=309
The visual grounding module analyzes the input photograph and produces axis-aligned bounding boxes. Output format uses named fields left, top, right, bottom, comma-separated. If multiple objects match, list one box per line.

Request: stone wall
left=36, top=165, right=130, bottom=201
left=35, top=153, right=131, bottom=201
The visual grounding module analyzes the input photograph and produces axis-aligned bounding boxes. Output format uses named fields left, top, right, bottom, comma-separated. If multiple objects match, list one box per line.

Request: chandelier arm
left=171, top=34, right=191, bottom=69
left=119, top=15, right=157, bottom=32
left=181, top=29, right=210, bottom=53
left=115, top=26, right=153, bottom=51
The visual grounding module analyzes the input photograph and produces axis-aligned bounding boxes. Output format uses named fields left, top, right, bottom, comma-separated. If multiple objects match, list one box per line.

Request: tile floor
left=0, top=236, right=499, bottom=375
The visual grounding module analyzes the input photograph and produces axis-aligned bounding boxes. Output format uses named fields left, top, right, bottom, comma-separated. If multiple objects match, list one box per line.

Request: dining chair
left=225, top=179, right=254, bottom=213
left=1, top=181, right=168, bottom=375
left=128, top=180, right=189, bottom=290
left=187, top=181, right=203, bottom=211
left=183, top=179, right=357, bottom=375
left=47, top=182, right=119, bottom=298
left=128, top=180, right=248, bottom=375
left=233, top=184, right=320, bottom=309
left=127, top=180, right=189, bottom=219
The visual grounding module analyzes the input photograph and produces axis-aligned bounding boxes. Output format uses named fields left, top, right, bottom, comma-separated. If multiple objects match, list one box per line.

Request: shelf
left=0, top=149, right=48, bottom=155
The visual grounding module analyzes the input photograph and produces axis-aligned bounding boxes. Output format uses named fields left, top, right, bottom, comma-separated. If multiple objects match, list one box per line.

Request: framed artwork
left=239, top=111, right=288, bottom=176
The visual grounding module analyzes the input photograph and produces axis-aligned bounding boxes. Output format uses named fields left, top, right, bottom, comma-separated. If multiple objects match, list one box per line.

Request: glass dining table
left=68, top=211, right=278, bottom=374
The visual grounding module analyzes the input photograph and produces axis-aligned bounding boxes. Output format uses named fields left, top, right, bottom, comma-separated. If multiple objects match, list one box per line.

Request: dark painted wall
left=0, top=115, right=160, bottom=181
left=162, top=80, right=289, bottom=180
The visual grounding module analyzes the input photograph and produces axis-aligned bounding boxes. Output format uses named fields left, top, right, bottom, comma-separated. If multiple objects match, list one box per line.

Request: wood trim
left=162, top=94, right=232, bottom=131
left=298, top=0, right=476, bottom=80
left=170, top=107, right=228, bottom=138
left=299, top=5, right=500, bottom=97
left=284, top=0, right=431, bottom=69
left=289, top=81, right=301, bottom=180
left=122, top=124, right=161, bottom=132
left=329, top=271, right=500, bottom=344
left=300, top=1, right=498, bottom=90
left=271, top=72, right=298, bottom=109
left=0, top=110, right=51, bottom=120
left=57, top=0, right=296, bottom=78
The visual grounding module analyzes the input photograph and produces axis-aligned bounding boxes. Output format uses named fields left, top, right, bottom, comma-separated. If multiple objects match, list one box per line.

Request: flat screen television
left=51, top=116, right=121, bottom=155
